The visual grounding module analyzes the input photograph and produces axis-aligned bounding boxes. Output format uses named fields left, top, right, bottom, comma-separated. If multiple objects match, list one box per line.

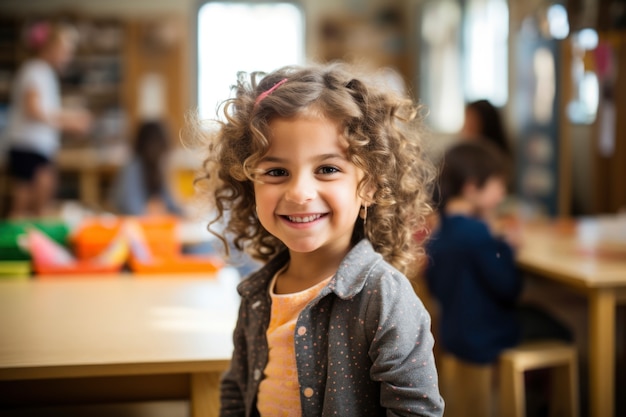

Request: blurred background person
left=461, top=99, right=512, bottom=158
left=425, top=140, right=522, bottom=417
left=426, top=140, right=572, bottom=417
left=4, top=20, right=92, bottom=219
left=109, top=119, right=183, bottom=217
left=460, top=98, right=519, bottom=206
left=110, top=119, right=263, bottom=275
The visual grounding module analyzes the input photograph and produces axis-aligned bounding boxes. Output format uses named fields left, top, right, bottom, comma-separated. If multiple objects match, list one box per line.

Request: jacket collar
left=237, top=239, right=382, bottom=300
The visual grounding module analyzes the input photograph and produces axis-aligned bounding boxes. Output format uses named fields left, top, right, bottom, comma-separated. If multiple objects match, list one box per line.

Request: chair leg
left=441, top=354, right=494, bottom=417
left=549, top=360, right=579, bottom=417
left=500, top=358, right=525, bottom=417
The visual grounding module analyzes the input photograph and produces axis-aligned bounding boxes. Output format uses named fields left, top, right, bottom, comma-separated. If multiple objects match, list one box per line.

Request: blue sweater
left=424, top=214, right=521, bottom=364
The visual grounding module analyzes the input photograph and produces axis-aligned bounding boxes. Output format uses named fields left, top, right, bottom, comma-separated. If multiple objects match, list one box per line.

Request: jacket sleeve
left=367, top=271, right=445, bottom=416
left=219, top=301, right=248, bottom=417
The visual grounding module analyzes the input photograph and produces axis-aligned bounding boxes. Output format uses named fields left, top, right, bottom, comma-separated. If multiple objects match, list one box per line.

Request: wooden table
left=56, top=146, right=202, bottom=210
left=56, top=147, right=125, bottom=209
left=516, top=221, right=626, bottom=417
left=0, top=270, right=240, bottom=415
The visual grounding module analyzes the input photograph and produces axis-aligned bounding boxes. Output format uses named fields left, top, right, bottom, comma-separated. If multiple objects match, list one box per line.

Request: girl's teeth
left=288, top=214, right=321, bottom=223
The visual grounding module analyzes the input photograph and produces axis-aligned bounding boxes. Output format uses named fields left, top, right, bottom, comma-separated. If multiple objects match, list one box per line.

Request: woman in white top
left=5, top=21, right=91, bottom=218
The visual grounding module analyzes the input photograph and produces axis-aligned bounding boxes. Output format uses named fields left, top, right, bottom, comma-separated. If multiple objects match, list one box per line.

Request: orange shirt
left=256, top=270, right=332, bottom=417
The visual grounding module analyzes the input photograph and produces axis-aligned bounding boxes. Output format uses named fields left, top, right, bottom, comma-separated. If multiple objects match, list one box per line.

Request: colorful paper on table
left=0, top=220, right=69, bottom=261
left=21, top=226, right=127, bottom=275
left=93, top=230, right=129, bottom=267
left=22, top=227, right=75, bottom=266
left=124, top=220, right=154, bottom=263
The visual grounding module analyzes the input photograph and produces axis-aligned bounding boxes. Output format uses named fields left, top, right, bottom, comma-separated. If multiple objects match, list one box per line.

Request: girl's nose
left=284, top=174, right=316, bottom=204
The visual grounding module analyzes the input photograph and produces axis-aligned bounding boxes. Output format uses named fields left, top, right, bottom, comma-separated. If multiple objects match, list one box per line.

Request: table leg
left=589, top=288, right=615, bottom=417
left=191, top=372, right=221, bottom=417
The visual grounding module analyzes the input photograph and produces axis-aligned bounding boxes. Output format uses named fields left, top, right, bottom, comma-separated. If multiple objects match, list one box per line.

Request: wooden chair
left=499, top=341, right=579, bottom=417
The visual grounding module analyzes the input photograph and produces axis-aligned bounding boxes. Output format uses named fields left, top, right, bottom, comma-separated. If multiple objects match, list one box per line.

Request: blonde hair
left=192, top=63, right=435, bottom=274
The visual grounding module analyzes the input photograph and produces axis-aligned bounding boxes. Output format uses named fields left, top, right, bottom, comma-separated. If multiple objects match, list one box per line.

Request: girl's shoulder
left=327, top=240, right=412, bottom=300
left=355, top=257, right=428, bottom=320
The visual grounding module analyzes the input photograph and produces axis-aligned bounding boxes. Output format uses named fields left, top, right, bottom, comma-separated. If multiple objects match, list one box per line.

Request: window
left=197, top=2, right=305, bottom=120
left=463, top=0, right=509, bottom=107
left=418, top=0, right=509, bottom=133
left=567, top=28, right=600, bottom=125
left=419, top=0, right=464, bottom=133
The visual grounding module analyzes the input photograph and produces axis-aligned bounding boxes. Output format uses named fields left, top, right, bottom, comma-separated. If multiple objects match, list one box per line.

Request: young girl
left=195, top=63, right=444, bottom=416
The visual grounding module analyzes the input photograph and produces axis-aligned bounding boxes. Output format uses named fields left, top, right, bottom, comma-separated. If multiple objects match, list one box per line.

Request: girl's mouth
left=285, top=214, right=324, bottom=223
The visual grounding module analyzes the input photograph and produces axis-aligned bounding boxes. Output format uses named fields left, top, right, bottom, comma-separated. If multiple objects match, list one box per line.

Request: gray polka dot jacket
left=220, top=239, right=445, bottom=416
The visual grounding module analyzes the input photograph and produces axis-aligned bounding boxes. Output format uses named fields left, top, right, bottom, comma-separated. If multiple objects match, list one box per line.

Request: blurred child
left=5, top=20, right=91, bottom=218
left=195, top=63, right=444, bottom=416
left=461, top=99, right=511, bottom=158
left=425, top=141, right=570, bottom=417
left=110, top=120, right=182, bottom=216
left=425, top=141, right=519, bottom=417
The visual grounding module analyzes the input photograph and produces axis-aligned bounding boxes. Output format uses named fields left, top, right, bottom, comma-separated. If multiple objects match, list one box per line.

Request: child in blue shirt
left=426, top=141, right=521, bottom=364
left=425, top=141, right=571, bottom=417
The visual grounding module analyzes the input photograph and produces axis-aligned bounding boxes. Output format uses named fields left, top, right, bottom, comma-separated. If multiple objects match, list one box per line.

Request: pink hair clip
left=28, top=22, right=50, bottom=50
left=255, top=78, right=288, bottom=107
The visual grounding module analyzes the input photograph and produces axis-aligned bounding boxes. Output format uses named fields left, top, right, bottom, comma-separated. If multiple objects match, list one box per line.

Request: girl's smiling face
left=253, top=114, right=365, bottom=257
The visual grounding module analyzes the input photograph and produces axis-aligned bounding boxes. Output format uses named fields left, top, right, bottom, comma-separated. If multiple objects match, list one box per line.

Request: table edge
left=0, top=359, right=231, bottom=380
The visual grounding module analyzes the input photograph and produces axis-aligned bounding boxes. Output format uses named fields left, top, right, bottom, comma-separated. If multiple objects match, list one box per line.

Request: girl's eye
left=265, top=168, right=288, bottom=177
left=318, top=166, right=340, bottom=175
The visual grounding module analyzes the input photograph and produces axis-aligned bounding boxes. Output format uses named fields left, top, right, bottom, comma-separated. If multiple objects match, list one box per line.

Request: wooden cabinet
left=0, top=17, right=21, bottom=112
left=592, top=32, right=626, bottom=213
left=0, top=13, right=189, bottom=209
left=63, top=16, right=128, bottom=147
left=124, top=16, right=187, bottom=143
left=0, top=14, right=128, bottom=147
left=0, top=14, right=188, bottom=146
left=317, top=6, right=411, bottom=92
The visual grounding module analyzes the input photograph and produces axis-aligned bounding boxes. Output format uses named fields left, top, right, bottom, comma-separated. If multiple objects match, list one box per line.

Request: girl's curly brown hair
left=191, top=63, right=435, bottom=275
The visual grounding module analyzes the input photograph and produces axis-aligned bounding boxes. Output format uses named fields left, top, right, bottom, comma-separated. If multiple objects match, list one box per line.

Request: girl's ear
left=360, top=181, right=376, bottom=207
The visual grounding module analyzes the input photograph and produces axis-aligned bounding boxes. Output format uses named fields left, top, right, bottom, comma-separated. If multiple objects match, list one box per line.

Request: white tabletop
left=0, top=268, right=240, bottom=380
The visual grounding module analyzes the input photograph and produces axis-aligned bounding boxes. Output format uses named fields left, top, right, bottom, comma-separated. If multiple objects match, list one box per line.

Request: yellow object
left=0, top=261, right=31, bottom=278
left=175, top=169, right=197, bottom=201
left=93, top=230, right=129, bottom=267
